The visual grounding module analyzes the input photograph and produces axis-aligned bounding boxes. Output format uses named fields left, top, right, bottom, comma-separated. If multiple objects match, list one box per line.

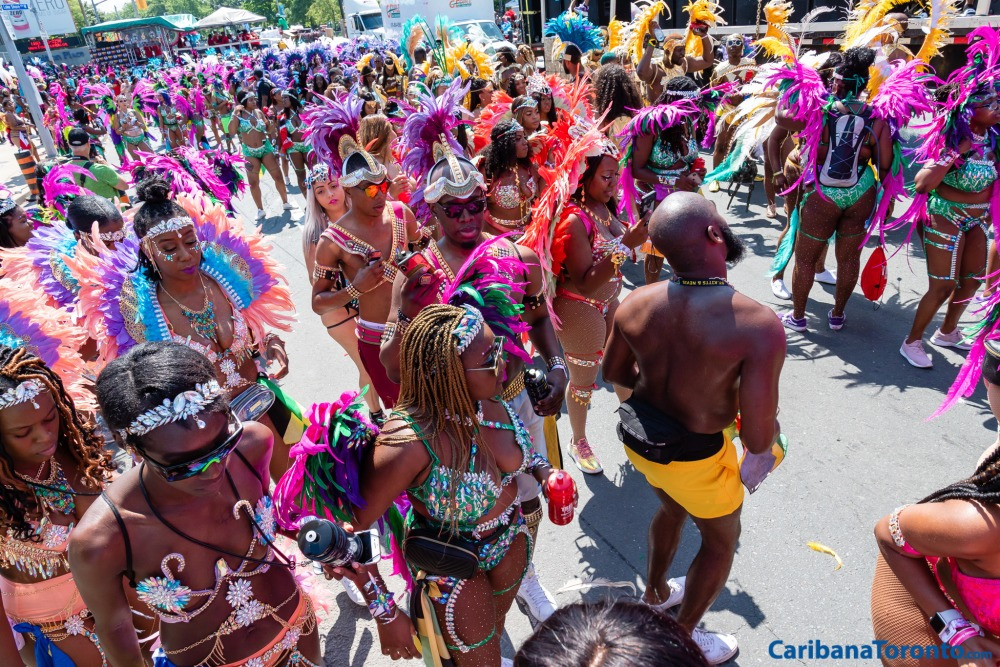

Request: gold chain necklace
left=579, top=199, right=613, bottom=227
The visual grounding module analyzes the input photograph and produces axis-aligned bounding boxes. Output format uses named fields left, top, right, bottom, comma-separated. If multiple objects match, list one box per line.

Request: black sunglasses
left=439, top=198, right=487, bottom=219
left=468, top=336, right=506, bottom=375
left=140, top=412, right=244, bottom=482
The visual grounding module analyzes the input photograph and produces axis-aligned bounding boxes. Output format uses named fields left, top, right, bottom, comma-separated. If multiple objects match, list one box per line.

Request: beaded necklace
left=160, top=274, right=220, bottom=345
left=15, top=457, right=75, bottom=515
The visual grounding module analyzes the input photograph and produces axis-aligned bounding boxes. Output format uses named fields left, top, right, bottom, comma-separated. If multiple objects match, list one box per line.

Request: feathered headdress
left=41, top=163, right=95, bottom=219
left=544, top=10, right=603, bottom=57
left=628, top=1, right=669, bottom=66
left=303, top=93, right=363, bottom=171
left=69, top=192, right=294, bottom=366
left=683, top=0, right=726, bottom=57
left=440, top=235, right=530, bottom=363
left=401, top=15, right=429, bottom=71
left=399, top=78, right=470, bottom=225
left=842, top=0, right=908, bottom=50
left=0, top=221, right=83, bottom=310
left=754, top=0, right=796, bottom=61
left=273, top=390, right=377, bottom=530
left=0, top=282, right=93, bottom=406
left=914, top=0, right=960, bottom=67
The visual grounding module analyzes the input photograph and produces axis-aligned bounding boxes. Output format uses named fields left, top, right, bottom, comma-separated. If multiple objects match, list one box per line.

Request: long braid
left=920, top=444, right=1000, bottom=504
left=0, top=347, right=112, bottom=540
left=382, top=305, right=497, bottom=531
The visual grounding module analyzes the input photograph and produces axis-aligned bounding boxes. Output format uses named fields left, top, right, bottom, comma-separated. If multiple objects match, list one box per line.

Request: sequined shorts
left=242, top=140, right=275, bottom=160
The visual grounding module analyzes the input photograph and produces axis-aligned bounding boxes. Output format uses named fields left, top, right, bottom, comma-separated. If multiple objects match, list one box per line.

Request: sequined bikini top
left=492, top=173, right=536, bottom=209
left=942, top=155, right=998, bottom=193
left=237, top=112, right=267, bottom=135
left=135, top=491, right=277, bottom=624
left=407, top=401, right=532, bottom=529
left=649, top=135, right=698, bottom=176
left=0, top=518, right=74, bottom=579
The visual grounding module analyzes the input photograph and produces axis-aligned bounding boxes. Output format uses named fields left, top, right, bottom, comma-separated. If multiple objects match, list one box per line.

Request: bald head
left=649, top=192, right=745, bottom=272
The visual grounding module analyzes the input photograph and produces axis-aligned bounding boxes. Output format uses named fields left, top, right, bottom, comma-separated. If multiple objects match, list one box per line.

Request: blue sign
left=2, top=3, right=30, bottom=10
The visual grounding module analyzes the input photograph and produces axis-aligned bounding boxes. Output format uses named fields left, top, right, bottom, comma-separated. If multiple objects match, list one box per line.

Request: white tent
left=194, top=7, right=267, bottom=30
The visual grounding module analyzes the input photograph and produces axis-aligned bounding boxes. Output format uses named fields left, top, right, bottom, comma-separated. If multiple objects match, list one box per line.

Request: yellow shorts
left=626, top=431, right=744, bottom=519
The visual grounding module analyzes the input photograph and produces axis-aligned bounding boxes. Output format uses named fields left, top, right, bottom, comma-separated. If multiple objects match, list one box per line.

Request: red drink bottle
left=546, top=471, right=576, bottom=526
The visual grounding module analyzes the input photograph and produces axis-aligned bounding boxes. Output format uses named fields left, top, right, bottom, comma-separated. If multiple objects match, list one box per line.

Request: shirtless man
left=637, top=25, right=715, bottom=104
left=379, top=149, right=567, bottom=625
left=603, top=192, right=785, bottom=665
left=311, top=143, right=419, bottom=415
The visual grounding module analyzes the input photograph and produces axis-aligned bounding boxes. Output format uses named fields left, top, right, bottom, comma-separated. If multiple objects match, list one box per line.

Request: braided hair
left=381, top=305, right=496, bottom=531
left=0, top=204, right=24, bottom=249
left=131, top=175, right=189, bottom=279
left=920, top=445, right=1000, bottom=505
left=0, top=346, right=111, bottom=540
left=481, top=119, right=530, bottom=182
left=593, top=64, right=642, bottom=125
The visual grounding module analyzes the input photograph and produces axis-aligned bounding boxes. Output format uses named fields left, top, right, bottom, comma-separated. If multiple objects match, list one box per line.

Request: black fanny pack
left=402, top=513, right=509, bottom=581
left=616, top=396, right=724, bottom=464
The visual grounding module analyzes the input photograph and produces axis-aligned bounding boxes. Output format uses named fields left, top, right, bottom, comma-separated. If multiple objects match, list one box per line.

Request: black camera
left=296, top=517, right=381, bottom=567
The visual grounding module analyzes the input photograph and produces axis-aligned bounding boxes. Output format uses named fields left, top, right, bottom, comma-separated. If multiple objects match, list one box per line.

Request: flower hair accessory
left=338, top=136, right=387, bottom=189
left=0, top=379, right=45, bottom=411
left=452, top=305, right=484, bottom=353
left=144, top=217, right=195, bottom=239
left=122, top=379, right=225, bottom=437
left=424, top=137, right=486, bottom=204
left=305, top=164, right=336, bottom=188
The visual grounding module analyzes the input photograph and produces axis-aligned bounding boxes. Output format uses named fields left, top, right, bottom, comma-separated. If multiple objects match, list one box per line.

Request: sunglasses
left=438, top=198, right=487, bottom=219
left=140, top=412, right=244, bottom=482
left=468, top=336, right=506, bottom=375
left=358, top=181, right=390, bottom=198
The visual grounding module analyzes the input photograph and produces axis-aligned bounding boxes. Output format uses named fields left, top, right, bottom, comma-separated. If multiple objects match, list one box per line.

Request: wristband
left=396, top=309, right=413, bottom=336
left=946, top=621, right=983, bottom=647
left=546, top=356, right=568, bottom=376
left=346, top=284, right=363, bottom=300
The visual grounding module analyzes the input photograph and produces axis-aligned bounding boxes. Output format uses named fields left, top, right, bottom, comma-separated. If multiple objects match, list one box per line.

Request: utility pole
left=0, top=13, right=56, bottom=157
left=23, top=0, right=53, bottom=64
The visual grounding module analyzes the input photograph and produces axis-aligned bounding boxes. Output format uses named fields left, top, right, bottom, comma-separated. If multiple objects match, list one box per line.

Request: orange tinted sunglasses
left=358, top=181, right=390, bottom=198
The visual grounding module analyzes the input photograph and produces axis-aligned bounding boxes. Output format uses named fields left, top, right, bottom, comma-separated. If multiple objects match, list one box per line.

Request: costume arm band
left=888, top=505, right=922, bottom=556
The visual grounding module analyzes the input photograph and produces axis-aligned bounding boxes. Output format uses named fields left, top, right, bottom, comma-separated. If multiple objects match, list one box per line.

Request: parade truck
left=344, top=0, right=513, bottom=54
left=343, top=0, right=388, bottom=39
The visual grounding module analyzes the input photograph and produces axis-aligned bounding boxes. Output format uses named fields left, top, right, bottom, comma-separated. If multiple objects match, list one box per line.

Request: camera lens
left=297, top=518, right=360, bottom=566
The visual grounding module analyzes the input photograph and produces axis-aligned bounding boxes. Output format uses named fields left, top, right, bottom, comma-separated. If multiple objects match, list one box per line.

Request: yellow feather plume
left=608, top=18, right=627, bottom=53
left=914, top=0, right=959, bottom=68
left=629, top=1, right=668, bottom=66
left=451, top=41, right=494, bottom=80
left=358, top=53, right=374, bottom=72
left=762, top=0, right=796, bottom=56
left=842, top=0, right=907, bottom=51
left=753, top=36, right=795, bottom=61
left=684, top=0, right=727, bottom=58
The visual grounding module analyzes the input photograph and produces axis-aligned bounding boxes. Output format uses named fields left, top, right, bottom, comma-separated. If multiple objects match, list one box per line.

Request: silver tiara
left=0, top=379, right=45, bottom=411
left=525, top=75, right=551, bottom=98
left=512, top=97, right=538, bottom=112
left=498, top=120, right=524, bottom=139
left=452, top=305, right=484, bottom=354
left=145, top=216, right=195, bottom=239
left=99, top=229, right=127, bottom=242
left=0, top=197, right=16, bottom=217
left=306, top=163, right=335, bottom=188
left=121, top=380, right=225, bottom=437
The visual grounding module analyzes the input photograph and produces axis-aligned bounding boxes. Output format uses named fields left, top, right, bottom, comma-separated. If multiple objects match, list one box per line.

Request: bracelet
left=346, top=284, right=363, bottom=300
left=888, top=505, right=921, bottom=556
left=946, top=620, right=983, bottom=647
left=313, top=262, right=340, bottom=282
left=396, top=309, right=413, bottom=335
left=546, top=356, right=568, bottom=376
left=529, top=452, right=551, bottom=473
left=364, top=576, right=397, bottom=624
left=262, top=332, right=280, bottom=348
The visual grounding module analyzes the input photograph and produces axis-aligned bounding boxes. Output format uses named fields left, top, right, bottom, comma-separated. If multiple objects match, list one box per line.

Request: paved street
left=2, top=136, right=992, bottom=665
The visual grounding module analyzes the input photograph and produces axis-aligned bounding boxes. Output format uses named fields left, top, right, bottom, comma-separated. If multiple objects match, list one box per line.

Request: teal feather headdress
left=544, top=11, right=603, bottom=54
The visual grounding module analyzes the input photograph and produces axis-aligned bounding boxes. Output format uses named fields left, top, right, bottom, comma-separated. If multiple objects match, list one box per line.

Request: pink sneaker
left=930, top=328, right=972, bottom=351
left=900, top=339, right=932, bottom=368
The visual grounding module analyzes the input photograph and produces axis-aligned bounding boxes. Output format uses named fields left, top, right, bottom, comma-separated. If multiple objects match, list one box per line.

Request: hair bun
left=135, top=175, right=171, bottom=204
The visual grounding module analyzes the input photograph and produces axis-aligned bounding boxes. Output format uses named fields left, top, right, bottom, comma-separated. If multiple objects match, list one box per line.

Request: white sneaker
left=930, top=328, right=972, bottom=351
left=255, top=209, right=266, bottom=220
left=692, top=628, right=739, bottom=665
left=770, top=279, right=792, bottom=300
left=501, top=659, right=514, bottom=667
left=283, top=201, right=296, bottom=210
left=516, top=569, right=556, bottom=623
left=814, top=269, right=837, bottom=285
left=342, top=578, right=367, bottom=606
left=900, top=339, right=933, bottom=369
left=646, top=576, right=686, bottom=609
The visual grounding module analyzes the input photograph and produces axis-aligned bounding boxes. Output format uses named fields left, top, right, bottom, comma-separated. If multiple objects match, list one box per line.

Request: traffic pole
left=0, top=13, right=57, bottom=157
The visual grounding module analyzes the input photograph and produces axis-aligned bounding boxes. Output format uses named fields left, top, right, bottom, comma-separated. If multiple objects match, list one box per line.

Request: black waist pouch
left=403, top=527, right=481, bottom=580
left=616, top=396, right=725, bottom=464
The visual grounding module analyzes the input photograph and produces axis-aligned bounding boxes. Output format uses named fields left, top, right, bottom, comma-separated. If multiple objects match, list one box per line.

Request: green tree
left=241, top=0, right=276, bottom=22
left=305, top=0, right=341, bottom=28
